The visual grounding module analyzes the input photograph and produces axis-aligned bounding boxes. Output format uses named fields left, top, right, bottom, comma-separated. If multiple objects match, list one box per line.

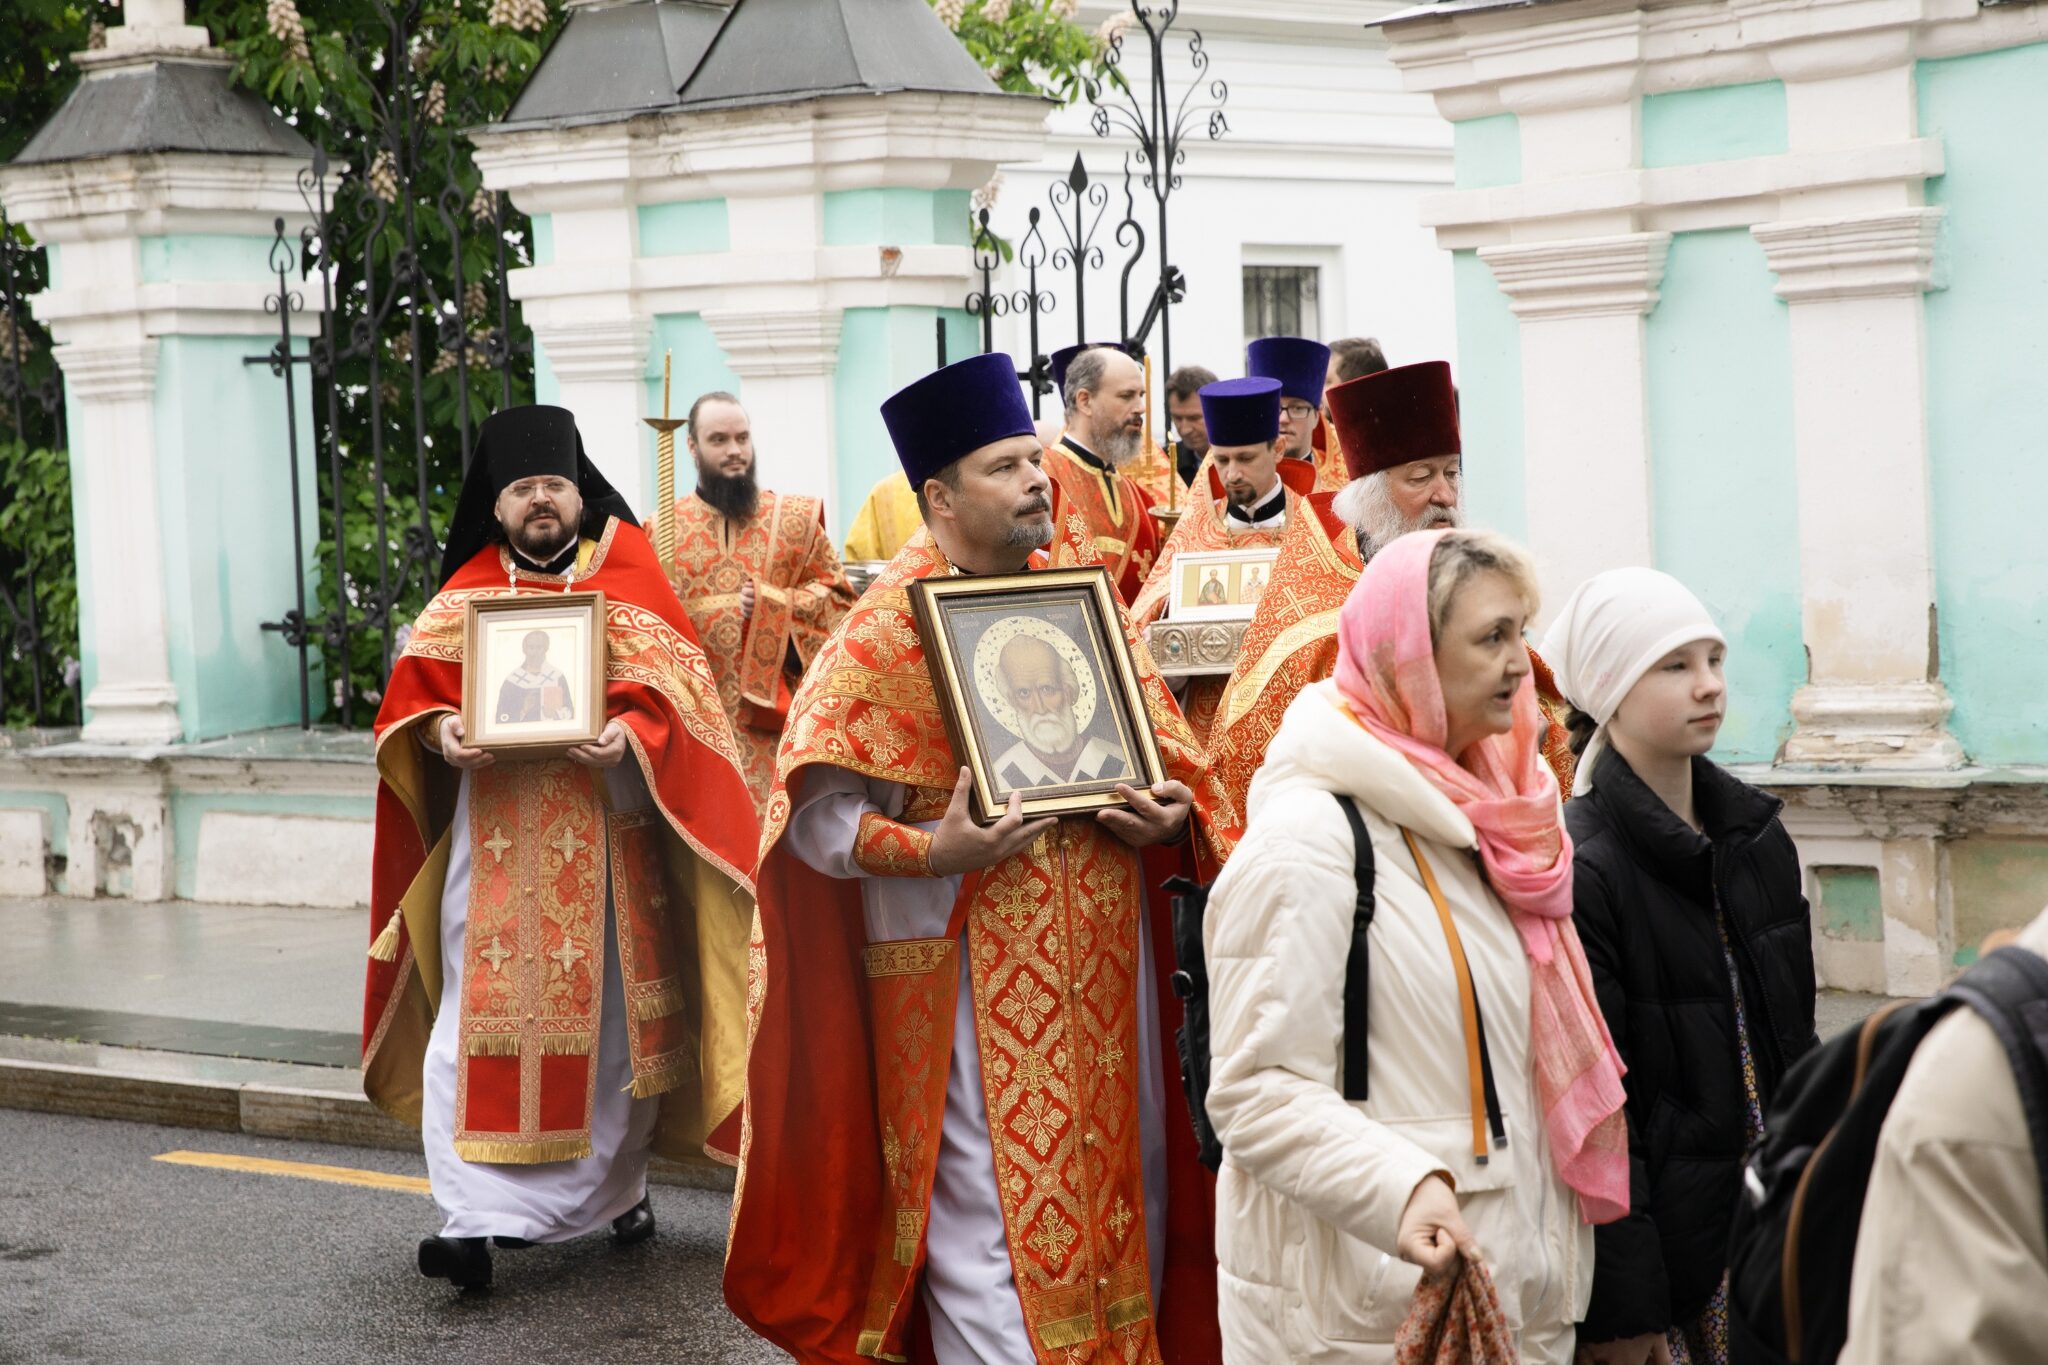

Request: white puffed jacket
left=1203, top=680, right=1592, bottom=1364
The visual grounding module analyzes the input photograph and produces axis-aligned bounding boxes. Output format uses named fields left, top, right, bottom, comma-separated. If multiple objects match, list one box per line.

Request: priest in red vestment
left=1129, top=377, right=1314, bottom=745
left=1200, top=363, right=1576, bottom=861
left=726, top=354, right=1223, bottom=1364
left=668, top=390, right=858, bottom=813
left=1044, top=341, right=1162, bottom=603
left=1246, top=336, right=1344, bottom=493
left=361, top=406, right=758, bottom=1291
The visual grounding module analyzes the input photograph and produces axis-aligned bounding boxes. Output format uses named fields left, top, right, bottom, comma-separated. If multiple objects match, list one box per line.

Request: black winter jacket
left=1568, top=748, right=1820, bottom=1343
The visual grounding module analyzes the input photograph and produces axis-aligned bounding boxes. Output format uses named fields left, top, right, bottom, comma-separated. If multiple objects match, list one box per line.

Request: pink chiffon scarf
left=1333, top=529, right=1629, bottom=1224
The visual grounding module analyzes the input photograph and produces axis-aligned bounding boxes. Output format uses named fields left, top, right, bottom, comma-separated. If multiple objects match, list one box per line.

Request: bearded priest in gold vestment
left=668, top=391, right=858, bottom=811
left=726, top=353, right=1224, bottom=1365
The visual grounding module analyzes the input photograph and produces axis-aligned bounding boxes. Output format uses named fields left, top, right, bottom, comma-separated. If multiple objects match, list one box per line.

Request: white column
left=59, top=341, right=182, bottom=744
left=530, top=313, right=654, bottom=513
left=1752, top=207, right=1962, bottom=768
left=701, top=308, right=844, bottom=515
left=1480, top=231, right=1669, bottom=614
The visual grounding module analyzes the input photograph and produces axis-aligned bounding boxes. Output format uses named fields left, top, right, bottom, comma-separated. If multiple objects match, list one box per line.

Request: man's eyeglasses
left=1280, top=402, right=1316, bottom=420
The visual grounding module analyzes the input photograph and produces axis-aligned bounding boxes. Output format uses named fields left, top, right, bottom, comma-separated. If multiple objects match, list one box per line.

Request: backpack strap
left=1335, top=794, right=1376, bottom=1103
left=1946, top=946, right=2048, bottom=1236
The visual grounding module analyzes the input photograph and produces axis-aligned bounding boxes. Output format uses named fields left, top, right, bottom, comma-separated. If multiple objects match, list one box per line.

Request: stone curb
left=0, top=1054, right=736, bottom=1192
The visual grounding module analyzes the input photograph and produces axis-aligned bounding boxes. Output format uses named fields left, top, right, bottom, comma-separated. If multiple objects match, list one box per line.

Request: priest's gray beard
left=1334, top=473, right=1462, bottom=557
left=1099, top=423, right=1143, bottom=467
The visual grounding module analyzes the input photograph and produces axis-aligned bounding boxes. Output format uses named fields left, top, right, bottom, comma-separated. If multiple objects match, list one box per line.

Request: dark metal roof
left=676, top=0, right=1001, bottom=109
left=12, top=58, right=313, bottom=165
left=495, top=0, right=1020, bottom=133
left=503, top=1, right=731, bottom=127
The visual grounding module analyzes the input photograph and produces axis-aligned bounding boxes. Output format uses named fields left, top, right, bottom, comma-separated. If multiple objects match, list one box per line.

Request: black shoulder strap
left=1947, top=945, right=2048, bottom=1235
left=1336, top=794, right=1376, bottom=1102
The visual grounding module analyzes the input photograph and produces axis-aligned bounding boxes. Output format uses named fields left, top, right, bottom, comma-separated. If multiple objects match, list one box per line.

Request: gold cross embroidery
left=548, top=940, right=587, bottom=973
left=481, top=827, right=512, bottom=864
left=1107, top=1196, right=1134, bottom=1242
left=479, top=936, right=513, bottom=974
left=550, top=828, right=588, bottom=865
left=1097, top=1037, right=1127, bottom=1076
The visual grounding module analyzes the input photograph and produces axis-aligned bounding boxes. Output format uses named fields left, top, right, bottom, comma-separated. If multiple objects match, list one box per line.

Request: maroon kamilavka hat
left=1326, top=359, right=1460, bottom=479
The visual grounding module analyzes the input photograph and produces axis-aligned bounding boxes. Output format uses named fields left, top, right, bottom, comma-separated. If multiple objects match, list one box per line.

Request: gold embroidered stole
left=855, top=814, right=1160, bottom=1365
left=453, top=762, right=695, bottom=1163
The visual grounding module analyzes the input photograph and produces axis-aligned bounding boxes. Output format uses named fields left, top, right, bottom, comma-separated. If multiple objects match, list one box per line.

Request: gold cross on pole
left=644, top=349, right=686, bottom=578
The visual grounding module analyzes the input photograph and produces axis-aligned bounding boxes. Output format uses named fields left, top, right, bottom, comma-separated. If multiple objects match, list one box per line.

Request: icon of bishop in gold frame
left=459, top=591, right=610, bottom=755
left=909, top=566, right=1166, bottom=823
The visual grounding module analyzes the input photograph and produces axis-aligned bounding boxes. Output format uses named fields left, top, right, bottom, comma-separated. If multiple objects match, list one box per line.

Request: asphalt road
left=0, top=1109, right=790, bottom=1365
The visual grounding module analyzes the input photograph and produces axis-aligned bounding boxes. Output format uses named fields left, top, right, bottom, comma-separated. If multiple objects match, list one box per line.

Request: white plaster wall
left=192, top=811, right=373, bottom=910
left=0, top=809, right=50, bottom=898
left=988, top=2, right=1457, bottom=378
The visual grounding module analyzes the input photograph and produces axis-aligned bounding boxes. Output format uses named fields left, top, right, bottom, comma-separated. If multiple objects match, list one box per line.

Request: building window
left=1243, top=265, right=1321, bottom=343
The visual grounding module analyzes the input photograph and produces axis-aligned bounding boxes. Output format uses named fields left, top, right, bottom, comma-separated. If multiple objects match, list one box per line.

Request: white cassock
left=786, top=766, right=1170, bottom=1365
left=420, top=763, right=657, bottom=1242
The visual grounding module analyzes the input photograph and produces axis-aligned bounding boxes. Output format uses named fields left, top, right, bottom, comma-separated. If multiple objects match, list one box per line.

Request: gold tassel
left=854, top=1331, right=907, bottom=1361
left=1104, top=1293, right=1152, bottom=1331
left=462, top=1032, right=521, bottom=1057
left=626, top=1057, right=691, bottom=1099
left=367, top=907, right=404, bottom=962
left=1035, top=1314, right=1098, bottom=1351
left=632, top=981, right=688, bottom=1021
left=454, top=1135, right=592, bottom=1164
left=536, top=1032, right=595, bottom=1056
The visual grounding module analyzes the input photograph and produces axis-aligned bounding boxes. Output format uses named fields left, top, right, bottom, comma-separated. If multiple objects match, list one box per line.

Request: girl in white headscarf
left=1540, top=569, right=1818, bottom=1365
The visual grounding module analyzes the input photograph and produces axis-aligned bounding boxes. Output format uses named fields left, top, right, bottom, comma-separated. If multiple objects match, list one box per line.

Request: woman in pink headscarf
left=1202, top=528, right=1628, bottom=1364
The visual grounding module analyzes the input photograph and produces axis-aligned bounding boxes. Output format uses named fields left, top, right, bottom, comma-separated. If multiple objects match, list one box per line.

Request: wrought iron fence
left=964, top=2, right=1227, bottom=399
left=247, top=1, right=536, bottom=730
left=0, top=214, right=80, bottom=730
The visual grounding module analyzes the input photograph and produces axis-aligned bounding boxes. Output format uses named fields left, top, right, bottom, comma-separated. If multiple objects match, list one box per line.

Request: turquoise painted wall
left=641, top=315, right=740, bottom=521
left=168, top=790, right=374, bottom=899
left=638, top=199, right=730, bottom=256
left=1452, top=115, right=1521, bottom=190
left=833, top=307, right=974, bottom=537
left=1644, top=229, right=1804, bottom=763
left=1448, top=117, right=1525, bottom=541
left=1451, top=250, right=1525, bottom=541
left=530, top=213, right=554, bottom=267
left=1919, top=44, right=2048, bottom=765
left=154, top=334, right=322, bottom=739
left=139, top=234, right=280, bottom=283
left=1642, top=82, right=1788, bottom=167
left=822, top=189, right=973, bottom=247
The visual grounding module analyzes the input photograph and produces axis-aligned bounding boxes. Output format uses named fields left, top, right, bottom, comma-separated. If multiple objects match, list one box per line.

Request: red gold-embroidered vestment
left=1045, top=437, right=1161, bottom=604
left=362, top=518, right=759, bottom=1167
left=668, top=490, right=857, bottom=811
left=1128, top=458, right=1318, bottom=746
left=724, top=524, right=1223, bottom=1365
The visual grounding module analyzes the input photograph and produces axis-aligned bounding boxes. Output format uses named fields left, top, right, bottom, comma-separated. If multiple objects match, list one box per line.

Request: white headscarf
left=1538, top=567, right=1726, bottom=797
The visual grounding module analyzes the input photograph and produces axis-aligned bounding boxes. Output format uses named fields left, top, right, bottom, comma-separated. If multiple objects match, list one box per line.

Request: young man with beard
left=1129, top=376, right=1315, bottom=744
left=1196, top=361, right=1576, bottom=858
left=1046, top=344, right=1162, bottom=603
left=669, top=391, right=858, bottom=813
left=726, top=353, right=1225, bottom=1365
left=363, top=406, right=757, bottom=1291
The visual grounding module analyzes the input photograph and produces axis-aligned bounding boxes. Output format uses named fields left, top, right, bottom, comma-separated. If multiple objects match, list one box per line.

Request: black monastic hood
left=437, top=405, right=638, bottom=587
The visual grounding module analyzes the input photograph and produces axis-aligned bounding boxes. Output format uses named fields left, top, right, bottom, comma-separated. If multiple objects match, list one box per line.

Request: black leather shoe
left=492, top=1236, right=534, bottom=1250
left=417, top=1235, right=493, bottom=1289
left=610, top=1196, right=655, bottom=1246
